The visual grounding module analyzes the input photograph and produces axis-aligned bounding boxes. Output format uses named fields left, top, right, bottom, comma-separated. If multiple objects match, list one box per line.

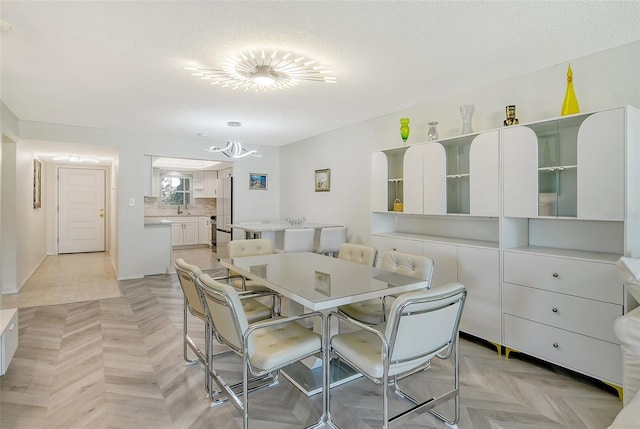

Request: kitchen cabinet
left=199, top=216, right=212, bottom=245
left=194, top=170, right=217, bottom=198
left=169, top=217, right=199, bottom=246
left=143, top=223, right=172, bottom=275
left=143, top=155, right=160, bottom=197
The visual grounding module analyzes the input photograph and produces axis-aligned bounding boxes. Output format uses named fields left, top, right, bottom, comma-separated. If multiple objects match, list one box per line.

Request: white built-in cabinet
left=170, top=217, right=199, bottom=246
left=193, top=170, right=218, bottom=198
left=198, top=216, right=212, bottom=245
left=143, top=155, right=160, bottom=197
left=371, top=106, right=640, bottom=388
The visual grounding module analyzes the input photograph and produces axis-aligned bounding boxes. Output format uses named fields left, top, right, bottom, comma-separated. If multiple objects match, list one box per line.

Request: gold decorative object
left=504, top=105, right=519, bottom=126
left=561, top=64, right=580, bottom=116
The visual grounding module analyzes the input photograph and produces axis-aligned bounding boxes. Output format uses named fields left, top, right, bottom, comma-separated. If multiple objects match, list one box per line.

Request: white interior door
left=58, top=168, right=106, bottom=253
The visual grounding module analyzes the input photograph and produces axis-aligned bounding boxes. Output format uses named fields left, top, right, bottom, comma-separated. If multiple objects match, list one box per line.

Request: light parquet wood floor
left=0, top=250, right=623, bottom=428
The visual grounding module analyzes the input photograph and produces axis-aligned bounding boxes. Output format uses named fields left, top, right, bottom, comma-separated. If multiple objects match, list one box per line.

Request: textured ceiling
left=2, top=1, right=639, bottom=154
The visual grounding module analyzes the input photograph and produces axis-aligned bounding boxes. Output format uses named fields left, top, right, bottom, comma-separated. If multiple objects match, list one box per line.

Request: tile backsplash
left=144, top=197, right=216, bottom=216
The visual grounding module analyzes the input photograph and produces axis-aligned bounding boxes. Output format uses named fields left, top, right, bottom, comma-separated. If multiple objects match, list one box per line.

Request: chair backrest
left=337, top=243, right=378, bottom=266
left=380, top=251, right=434, bottom=284
left=385, top=282, right=466, bottom=368
left=228, top=238, right=274, bottom=258
left=283, top=228, right=315, bottom=253
left=197, top=273, right=253, bottom=356
left=316, top=226, right=347, bottom=254
left=174, top=258, right=205, bottom=319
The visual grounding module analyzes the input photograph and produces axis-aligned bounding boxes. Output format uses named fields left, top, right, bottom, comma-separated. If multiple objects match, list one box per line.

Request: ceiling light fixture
left=51, top=155, right=100, bottom=163
left=204, top=141, right=260, bottom=158
left=185, top=50, right=336, bottom=92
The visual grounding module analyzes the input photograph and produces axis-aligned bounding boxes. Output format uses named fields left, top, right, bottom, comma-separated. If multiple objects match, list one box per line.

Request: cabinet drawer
left=504, top=314, right=621, bottom=385
left=503, top=283, right=622, bottom=343
left=503, top=252, right=621, bottom=304
left=1, top=309, right=18, bottom=375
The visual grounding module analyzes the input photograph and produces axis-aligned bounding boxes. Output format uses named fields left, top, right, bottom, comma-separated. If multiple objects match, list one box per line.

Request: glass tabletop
left=219, top=252, right=427, bottom=311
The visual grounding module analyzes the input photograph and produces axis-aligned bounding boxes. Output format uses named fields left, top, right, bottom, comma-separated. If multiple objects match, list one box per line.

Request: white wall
left=280, top=42, right=640, bottom=246
left=1, top=138, right=47, bottom=293
left=16, top=122, right=279, bottom=279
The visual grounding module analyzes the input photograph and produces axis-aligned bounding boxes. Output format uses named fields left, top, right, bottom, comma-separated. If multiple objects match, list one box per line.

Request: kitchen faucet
left=177, top=204, right=184, bottom=215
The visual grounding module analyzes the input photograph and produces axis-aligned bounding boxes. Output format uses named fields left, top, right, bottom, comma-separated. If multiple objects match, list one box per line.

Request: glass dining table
left=218, top=252, right=429, bottom=425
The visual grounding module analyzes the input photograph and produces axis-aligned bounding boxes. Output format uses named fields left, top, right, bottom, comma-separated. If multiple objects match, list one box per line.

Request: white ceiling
left=2, top=1, right=639, bottom=155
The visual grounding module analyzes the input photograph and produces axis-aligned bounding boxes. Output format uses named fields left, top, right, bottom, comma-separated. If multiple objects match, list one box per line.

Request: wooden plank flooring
left=0, top=250, right=623, bottom=428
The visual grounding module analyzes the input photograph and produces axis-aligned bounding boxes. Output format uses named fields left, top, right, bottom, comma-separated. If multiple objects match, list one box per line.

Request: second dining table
left=218, top=252, right=430, bottom=426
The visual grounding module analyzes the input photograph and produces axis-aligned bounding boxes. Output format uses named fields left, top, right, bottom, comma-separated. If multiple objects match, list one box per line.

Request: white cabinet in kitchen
left=169, top=217, right=199, bottom=246
left=194, top=171, right=218, bottom=198
left=199, top=216, right=212, bottom=245
left=143, top=155, right=160, bottom=197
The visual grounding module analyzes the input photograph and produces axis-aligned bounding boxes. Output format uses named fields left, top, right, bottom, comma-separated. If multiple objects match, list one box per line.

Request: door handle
left=99, top=213, right=104, bottom=218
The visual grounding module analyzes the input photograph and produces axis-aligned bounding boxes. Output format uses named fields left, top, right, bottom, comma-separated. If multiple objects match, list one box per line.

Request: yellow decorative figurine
left=561, top=64, right=580, bottom=116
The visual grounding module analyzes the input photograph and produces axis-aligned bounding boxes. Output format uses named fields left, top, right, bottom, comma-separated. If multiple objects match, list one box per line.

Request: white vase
left=460, top=104, right=474, bottom=134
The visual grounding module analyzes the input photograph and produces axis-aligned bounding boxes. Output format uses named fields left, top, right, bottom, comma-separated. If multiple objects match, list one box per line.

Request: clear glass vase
left=460, top=104, right=474, bottom=134
left=426, top=122, right=439, bottom=140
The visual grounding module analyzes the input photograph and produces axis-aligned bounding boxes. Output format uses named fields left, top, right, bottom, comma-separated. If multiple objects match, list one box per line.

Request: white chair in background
left=338, top=250, right=435, bottom=325
left=328, top=282, right=467, bottom=429
left=227, top=238, right=275, bottom=291
left=337, top=242, right=378, bottom=267
left=314, top=226, right=347, bottom=257
left=277, top=228, right=315, bottom=253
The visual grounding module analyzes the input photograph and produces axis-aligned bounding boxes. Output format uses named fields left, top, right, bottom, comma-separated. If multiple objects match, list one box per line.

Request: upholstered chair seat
left=337, top=243, right=378, bottom=266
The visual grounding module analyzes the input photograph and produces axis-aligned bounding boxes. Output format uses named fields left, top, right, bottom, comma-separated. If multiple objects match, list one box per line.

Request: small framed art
left=33, top=159, right=42, bottom=209
left=249, top=173, right=267, bottom=190
left=315, top=168, right=330, bottom=192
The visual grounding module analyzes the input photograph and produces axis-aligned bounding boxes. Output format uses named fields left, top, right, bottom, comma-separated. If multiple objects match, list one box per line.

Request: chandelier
left=204, top=141, right=260, bottom=158
left=185, top=50, right=336, bottom=91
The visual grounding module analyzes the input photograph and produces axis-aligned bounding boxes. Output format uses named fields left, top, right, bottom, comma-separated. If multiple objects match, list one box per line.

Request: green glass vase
left=400, top=118, right=410, bottom=143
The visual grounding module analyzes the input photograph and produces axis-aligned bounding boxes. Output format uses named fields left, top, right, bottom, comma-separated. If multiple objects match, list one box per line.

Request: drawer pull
left=552, top=307, right=558, bottom=313
left=553, top=343, right=559, bottom=348
left=552, top=272, right=559, bottom=278
left=9, top=323, right=15, bottom=330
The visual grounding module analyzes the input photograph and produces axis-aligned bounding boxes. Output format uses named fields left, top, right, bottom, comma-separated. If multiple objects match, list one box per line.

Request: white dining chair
left=197, top=273, right=323, bottom=429
left=174, top=259, right=276, bottom=403
left=337, top=242, right=378, bottom=266
left=338, top=250, right=434, bottom=325
left=314, top=226, right=347, bottom=257
left=227, top=238, right=275, bottom=291
left=328, top=282, right=467, bottom=429
left=277, top=228, right=315, bottom=253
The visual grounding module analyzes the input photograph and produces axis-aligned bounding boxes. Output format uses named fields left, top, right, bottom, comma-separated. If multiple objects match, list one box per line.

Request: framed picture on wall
left=315, top=168, right=330, bottom=192
left=249, top=173, right=268, bottom=190
left=33, top=159, right=42, bottom=209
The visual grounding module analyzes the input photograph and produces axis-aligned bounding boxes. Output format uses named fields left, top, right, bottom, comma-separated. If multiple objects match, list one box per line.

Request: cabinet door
left=143, top=155, right=153, bottom=197
left=503, top=126, right=538, bottom=218
left=204, top=171, right=217, bottom=197
left=423, top=241, right=457, bottom=288
left=423, top=143, right=446, bottom=215
left=403, top=146, right=423, bottom=214
left=198, top=217, right=209, bottom=244
left=371, top=152, right=388, bottom=212
left=577, top=108, right=624, bottom=220
left=469, top=131, right=500, bottom=217
left=183, top=222, right=199, bottom=245
left=457, top=246, right=501, bottom=343
left=171, top=223, right=183, bottom=246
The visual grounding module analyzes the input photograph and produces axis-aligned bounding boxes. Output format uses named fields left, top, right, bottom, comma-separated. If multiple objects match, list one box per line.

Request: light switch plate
left=128, top=197, right=135, bottom=207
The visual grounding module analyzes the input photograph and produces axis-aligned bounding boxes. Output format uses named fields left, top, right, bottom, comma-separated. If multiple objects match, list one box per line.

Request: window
left=160, top=174, right=191, bottom=206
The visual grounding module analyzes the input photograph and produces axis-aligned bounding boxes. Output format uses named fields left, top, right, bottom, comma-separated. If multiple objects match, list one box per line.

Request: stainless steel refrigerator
left=216, top=175, right=232, bottom=248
